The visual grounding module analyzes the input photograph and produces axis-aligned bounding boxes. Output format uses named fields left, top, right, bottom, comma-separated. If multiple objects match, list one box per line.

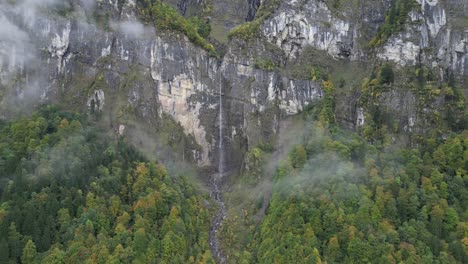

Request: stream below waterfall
left=209, top=173, right=227, bottom=264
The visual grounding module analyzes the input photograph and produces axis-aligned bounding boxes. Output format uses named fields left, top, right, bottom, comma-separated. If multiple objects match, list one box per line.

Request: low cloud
left=111, top=20, right=149, bottom=39
left=0, top=1, right=62, bottom=117
left=0, top=13, right=35, bottom=84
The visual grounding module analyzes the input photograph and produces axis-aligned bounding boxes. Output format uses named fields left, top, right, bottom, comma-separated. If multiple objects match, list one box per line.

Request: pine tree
left=134, top=228, right=148, bottom=257
left=290, top=145, right=307, bottom=169
left=21, top=240, right=37, bottom=264
left=379, top=63, right=394, bottom=84
left=325, top=236, right=341, bottom=262
left=8, top=223, right=22, bottom=262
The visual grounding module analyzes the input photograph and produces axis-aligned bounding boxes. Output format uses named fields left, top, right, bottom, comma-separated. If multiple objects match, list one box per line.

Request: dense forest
left=0, top=103, right=465, bottom=263
left=0, top=106, right=213, bottom=263
left=250, top=123, right=467, bottom=263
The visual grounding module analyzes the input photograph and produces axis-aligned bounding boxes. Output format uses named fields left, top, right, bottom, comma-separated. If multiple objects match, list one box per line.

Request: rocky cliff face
left=262, top=0, right=467, bottom=76
left=261, top=0, right=467, bottom=135
left=0, top=0, right=322, bottom=171
left=379, top=0, right=467, bottom=76
left=0, top=0, right=466, bottom=170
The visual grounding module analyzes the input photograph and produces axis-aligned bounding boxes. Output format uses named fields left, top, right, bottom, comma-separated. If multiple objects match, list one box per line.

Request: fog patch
left=0, top=13, right=35, bottom=84
left=111, top=20, right=149, bottom=39
left=0, top=0, right=82, bottom=116
left=0, top=0, right=66, bottom=110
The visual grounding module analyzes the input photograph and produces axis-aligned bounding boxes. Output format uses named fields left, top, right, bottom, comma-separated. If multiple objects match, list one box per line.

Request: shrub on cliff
left=370, top=0, right=419, bottom=47
left=138, top=0, right=217, bottom=56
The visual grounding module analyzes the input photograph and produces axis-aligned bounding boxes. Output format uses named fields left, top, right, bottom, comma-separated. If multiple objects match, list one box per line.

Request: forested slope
left=0, top=106, right=213, bottom=263
left=220, top=79, right=467, bottom=263
left=251, top=126, right=467, bottom=263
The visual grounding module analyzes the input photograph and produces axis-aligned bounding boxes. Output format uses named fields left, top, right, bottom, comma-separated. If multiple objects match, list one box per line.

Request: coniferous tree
left=21, top=240, right=37, bottom=264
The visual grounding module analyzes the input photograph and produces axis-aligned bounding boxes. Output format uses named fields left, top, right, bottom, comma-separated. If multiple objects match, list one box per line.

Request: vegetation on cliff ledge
left=137, top=0, right=217, bottom=56
left=228, top=0, right=281, bottom=41
left=370, top=0, right=420, bottom=47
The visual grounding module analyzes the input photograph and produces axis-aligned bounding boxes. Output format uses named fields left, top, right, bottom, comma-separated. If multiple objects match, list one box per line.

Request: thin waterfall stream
left=209, top=74, right=227, bottom=264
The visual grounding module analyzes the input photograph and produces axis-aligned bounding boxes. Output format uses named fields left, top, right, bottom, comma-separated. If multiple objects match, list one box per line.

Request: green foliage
left=358, top=64, right=466, bottom=142
left=228, top=21, right=260, bottom=41
left=289, top=145, right=307, bottom=168
left=21, top=240, right=37, bottom=264
left=253, top=58, right=278, bottom=71
left=379, top=63, right=395, bottom=84
left=188, top=16, right=212, bottom=39
left=318, top=80, right=336, bottom=126
left=243, top=147, right=266, bottom=185
left=228, top=0, right=281, bottom=41
left=370, top=0, right=419, bottom=47
left=0, top=105, right=85, bottom=180
left=311, top=67, right=326, bottom=82
left=137, top=0, right=217, bottom=56
left=0, top=107, right=212, bottom=263
left=249, top=121, right=467, bottom=263
left=443, top=82, right=466, bottom=131
left=357, top=65, right=402, bottom=143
